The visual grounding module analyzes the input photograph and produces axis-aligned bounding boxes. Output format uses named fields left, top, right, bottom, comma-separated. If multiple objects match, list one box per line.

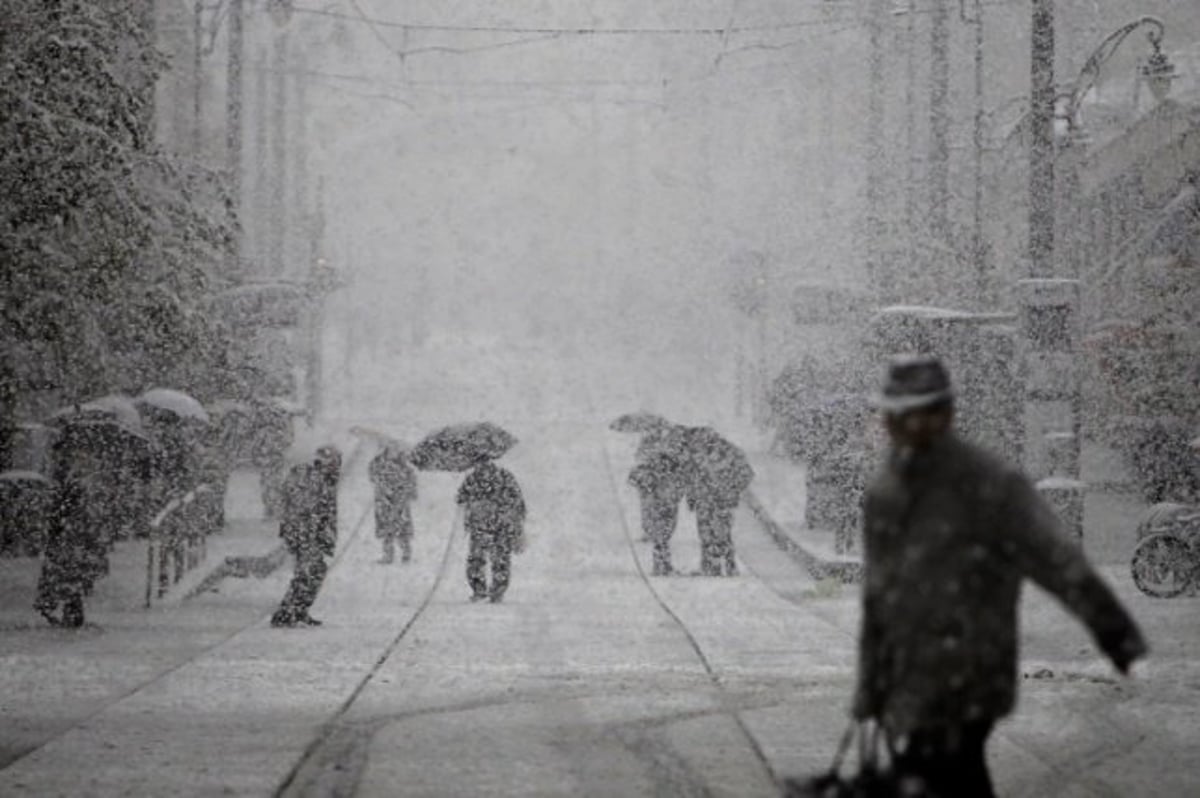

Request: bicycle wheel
left=1131, top=533, right=1192, bottom=598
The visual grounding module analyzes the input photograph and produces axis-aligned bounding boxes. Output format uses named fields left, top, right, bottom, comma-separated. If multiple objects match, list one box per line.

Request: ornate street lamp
left=1061, top=16, right=1179, bottom=144
left=1141, top=42, right=1178, bottom=103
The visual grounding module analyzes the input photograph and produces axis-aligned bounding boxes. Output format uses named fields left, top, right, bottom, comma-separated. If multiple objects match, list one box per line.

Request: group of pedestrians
left=261, top=356, right=1150, bottom=796
left=628, top=425, right=753, bottom=577
left=270, top=440, right=526, bottom=624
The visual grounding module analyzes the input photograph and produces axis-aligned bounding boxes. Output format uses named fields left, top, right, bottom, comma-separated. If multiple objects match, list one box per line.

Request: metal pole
left=865, top=0, right=886, bottom=301
left=972, top=0, right=987, bottom=300
left=929, top=0, right=951, bottom=241
left=1029, top=0, right=1055, bottom=278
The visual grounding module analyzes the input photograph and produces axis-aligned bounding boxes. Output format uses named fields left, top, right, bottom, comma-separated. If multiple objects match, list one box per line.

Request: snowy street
left=0, top=343, right=1196, bottom=797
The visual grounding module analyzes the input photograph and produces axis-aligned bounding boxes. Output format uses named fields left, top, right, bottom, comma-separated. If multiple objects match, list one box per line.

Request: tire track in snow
left=273, top=505, right=463, bottom=796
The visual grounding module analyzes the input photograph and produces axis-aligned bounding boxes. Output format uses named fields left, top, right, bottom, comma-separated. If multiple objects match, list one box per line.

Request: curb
left=745, top=489, right=863, bottom=584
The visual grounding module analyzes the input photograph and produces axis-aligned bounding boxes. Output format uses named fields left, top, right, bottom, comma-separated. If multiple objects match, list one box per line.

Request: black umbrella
left=47, top=395, right=154, bottom=458
left=679, top=426, right=754, bottom=505
left=409, top=422, right=518, bottom=472
left=609, top=412, right=671, bottom=434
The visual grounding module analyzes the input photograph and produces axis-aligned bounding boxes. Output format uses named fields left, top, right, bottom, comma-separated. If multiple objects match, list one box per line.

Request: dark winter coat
left=279, top=461, right=338, bottom=558
left=37, top=477, right=108, bottom=600
left=456, top=462, right=525, bottom=540
left=628, top=452, right=685, bottom=504
left=369, top=449, right=417, bottom=537
left=854, top=432, right=1146, bottom=735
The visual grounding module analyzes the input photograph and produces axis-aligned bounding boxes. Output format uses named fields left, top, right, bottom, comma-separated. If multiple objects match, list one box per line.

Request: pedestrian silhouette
left=629, top=437, right=686, bottom=576
left=271, top=444, right=341, bottom=628
left=369, top=443, right=418, bottom=564
left=852, top=355, right=1147, bottom=796
left=456, top=458, right=525, bottom=603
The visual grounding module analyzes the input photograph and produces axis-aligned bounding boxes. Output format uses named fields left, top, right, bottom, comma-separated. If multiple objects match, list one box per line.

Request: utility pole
left=225, top=0, right=244, bottom=271
left=864, top=0, right=887, bottom=302
left=928, top=0, right=951, bottom=241
left=1023, top=0, right=1085, bottom=541
left=971, top=0, right=986, bottom=300
left=1029, top=0, right=1055, bottom=278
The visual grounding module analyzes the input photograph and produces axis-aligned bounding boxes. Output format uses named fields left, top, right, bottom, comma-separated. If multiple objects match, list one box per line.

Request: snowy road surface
left=1, top=342, right=1198, bottom=796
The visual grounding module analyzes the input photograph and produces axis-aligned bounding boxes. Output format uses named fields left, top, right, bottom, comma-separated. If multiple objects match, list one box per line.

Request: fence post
left=145, top=537, right=155, bottom=609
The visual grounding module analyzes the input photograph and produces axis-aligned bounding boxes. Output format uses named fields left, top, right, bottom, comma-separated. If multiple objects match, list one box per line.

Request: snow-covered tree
left=0, top=0, right=234, bottom=431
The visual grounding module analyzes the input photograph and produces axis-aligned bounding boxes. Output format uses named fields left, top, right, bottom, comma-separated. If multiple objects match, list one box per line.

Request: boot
left=62, top=596, right=85, bottom=628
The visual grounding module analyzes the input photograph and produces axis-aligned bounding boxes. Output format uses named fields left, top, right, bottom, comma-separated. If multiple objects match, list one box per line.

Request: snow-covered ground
left=1, top=340, right=1197, bottom=796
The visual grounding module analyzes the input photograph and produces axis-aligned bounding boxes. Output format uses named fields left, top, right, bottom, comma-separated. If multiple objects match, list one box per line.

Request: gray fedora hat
left=874, top=354, right=954, bottom=413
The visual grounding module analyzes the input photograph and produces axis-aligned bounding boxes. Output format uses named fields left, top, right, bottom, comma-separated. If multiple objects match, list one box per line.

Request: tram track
left=598, top=432, right=784, bottom=791
left=273, top=503, right=463, bottom=797
left=0, top=494, right=373, bottom=774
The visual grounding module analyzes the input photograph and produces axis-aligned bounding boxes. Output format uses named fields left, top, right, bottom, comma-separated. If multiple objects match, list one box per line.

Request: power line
left=289, top=0, right=1026, bottom=36
left=290, top=3, right=863, bottom=35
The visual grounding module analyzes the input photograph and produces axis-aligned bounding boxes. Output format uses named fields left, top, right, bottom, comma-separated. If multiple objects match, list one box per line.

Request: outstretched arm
left=1003, top=474, right=1148, bottom=673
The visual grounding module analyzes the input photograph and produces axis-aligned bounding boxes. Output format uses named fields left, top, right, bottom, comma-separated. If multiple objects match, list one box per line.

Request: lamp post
left=1061, top=16, right=1177, bottom=144
left=1022, top=13, right=1179, bottom=541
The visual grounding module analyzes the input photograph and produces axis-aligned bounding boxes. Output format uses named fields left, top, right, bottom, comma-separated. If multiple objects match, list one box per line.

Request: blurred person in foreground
left=456, top=456, right=526, bottom=603
left=369, top=443, right=418, bottom=564
left=271, top=444, right=341, bottom=628
left=852, top=355, right=1147, bottom=797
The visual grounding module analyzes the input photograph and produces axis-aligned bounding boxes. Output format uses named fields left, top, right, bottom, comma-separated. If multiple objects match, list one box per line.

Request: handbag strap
left=827, top=722, right=858, bottom=774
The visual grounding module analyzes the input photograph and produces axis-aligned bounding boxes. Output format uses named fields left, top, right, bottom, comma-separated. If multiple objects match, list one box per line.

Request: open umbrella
left=679, top=426, right=755, bottom=505
left=409, top=422, right=517, bottom=471
left=609, top=412, right=671, bottom=434
left=138, top=388, right=210, bottom=424
left=48, top=394, right=148, bottom=439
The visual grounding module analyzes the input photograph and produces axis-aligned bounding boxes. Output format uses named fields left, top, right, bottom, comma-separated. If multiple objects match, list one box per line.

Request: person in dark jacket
left=33, top=438, right=111, bottom=628
left=683, top=430, right=753, bottom=578
left=271, top=445, right=341, bottom=627
left=628, top=449, right=685, bottom=576
left=456, top=458, right=525, bottom=603
left=369, top=444, right=418, bottom=564
left=853, top=355, right=1147, bottom=797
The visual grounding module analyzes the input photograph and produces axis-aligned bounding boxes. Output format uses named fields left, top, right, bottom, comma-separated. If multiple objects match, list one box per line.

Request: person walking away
left=271, top=445, right=341, bottom=627
left=628, top=450, right=685, bottom=576
left=369, top=443, right=418, bottom=564
left=456, top=458, right=525, bottom=603
left=853, top=355, right=1147, bottom=796
left=34, top=438, right=111, bottom=628
left=684, top=433, right=753, bottom=577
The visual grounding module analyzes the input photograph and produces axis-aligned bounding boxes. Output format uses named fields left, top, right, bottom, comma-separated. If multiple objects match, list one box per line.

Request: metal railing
left=144, top=483, right=221, bottom=607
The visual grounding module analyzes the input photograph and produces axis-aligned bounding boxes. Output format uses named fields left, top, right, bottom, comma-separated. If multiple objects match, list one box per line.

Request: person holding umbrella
left=270, top=444, right=341, bottom=628
left=628, top=425, right=688, bottom=576
left=456, top=455, right=526, bottom=603
left=681, top=426, right=754, bottom=577
left=368, top=442, right=418, bottom=564
left=409, top=422, right=522, bottom=602
left=34, top=427, right=127, bottom=627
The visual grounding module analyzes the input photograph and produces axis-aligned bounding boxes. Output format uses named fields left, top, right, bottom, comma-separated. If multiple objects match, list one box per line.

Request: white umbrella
left=50, top=393, right=146, bottom=435
left=137, top=388, right=210, bottom=423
